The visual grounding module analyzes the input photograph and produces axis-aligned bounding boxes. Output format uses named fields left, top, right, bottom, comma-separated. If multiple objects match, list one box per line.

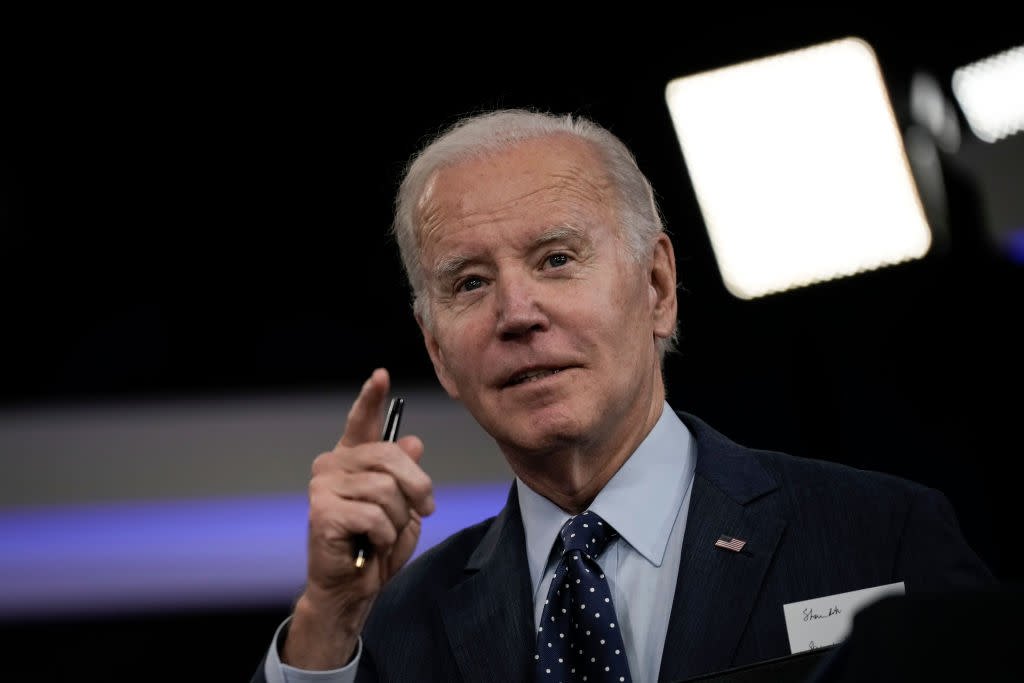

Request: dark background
left=3, top=13, right=1021, bottom=680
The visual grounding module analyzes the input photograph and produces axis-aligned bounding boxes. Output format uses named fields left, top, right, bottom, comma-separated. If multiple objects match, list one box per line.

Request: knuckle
left=409, top=475, right=433, bottom=501
left=308, top=473, right=336, bottom=498
left=394, top=505, right=412, bottom=531
left=369, top=510, right=399, bottom=545
left=307, top=506, right=332, bottom=539
left=377, top=471, right=403, bottom=496
left=310, top=451, right=334, bottom=477
left=312, top=517, right=347, bottom=548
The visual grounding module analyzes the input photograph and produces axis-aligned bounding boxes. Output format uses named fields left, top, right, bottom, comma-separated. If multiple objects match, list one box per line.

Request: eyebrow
left=535, top=225, right=587, bottom=246
left=433, top=255, right=471, bottom=281
left=431, top=225, right=589, bottom=281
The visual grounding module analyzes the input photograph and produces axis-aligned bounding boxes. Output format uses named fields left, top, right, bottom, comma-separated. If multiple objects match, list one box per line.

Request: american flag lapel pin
left=715, top=534, right=747, bottom=552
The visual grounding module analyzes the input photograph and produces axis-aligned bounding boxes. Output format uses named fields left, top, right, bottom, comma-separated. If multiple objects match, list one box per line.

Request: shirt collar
left=517, top=402, right=696, bottom=592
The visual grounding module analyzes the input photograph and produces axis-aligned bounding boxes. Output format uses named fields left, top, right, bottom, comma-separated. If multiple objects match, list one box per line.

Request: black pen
left=354, top=396, right=404, bottom=569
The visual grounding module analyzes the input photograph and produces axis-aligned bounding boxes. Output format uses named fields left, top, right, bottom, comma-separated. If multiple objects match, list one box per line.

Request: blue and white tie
left=535, top=510, right=632, bottom=683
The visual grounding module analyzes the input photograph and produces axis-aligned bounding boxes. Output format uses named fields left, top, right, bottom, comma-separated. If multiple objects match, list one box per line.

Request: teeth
left=510, top=368, right=562, bottom=386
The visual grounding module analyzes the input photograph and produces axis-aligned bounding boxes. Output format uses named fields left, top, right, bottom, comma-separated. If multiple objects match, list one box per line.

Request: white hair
left=391, top=108, right=678, bottom=358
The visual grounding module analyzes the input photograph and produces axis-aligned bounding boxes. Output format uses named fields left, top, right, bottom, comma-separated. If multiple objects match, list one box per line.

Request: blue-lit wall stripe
left=0, top=481, right=511, bottom=620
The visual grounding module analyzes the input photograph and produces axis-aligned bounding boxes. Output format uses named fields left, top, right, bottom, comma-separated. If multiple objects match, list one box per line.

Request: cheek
left=595, top=268, right=647, bottom=318
left=600, top=277, right=656, bottom=353
left=436, top=317, right=488, bottom=379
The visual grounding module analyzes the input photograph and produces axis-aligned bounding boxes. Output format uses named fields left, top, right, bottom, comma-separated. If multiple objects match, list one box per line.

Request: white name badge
left=783, top=581, right=905, bottom=654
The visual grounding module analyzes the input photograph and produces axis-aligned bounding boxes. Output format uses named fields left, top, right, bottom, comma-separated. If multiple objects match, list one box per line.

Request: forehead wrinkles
left=415, top=152, right=616, bottom=253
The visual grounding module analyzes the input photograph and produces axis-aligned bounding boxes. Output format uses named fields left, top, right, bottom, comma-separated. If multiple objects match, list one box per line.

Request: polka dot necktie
left=535, top=510, right=632, bottom=683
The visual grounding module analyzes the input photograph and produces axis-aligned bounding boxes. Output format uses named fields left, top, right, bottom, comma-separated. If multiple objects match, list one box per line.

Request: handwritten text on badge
left=782, top=582, right=905, bottom=653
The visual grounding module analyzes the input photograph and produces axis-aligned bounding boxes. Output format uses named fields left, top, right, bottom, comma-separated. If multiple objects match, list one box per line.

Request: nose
left=494, top=272, right=549, bottom=340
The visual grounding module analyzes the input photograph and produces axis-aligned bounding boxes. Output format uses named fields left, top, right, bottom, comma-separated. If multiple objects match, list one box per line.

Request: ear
left=649, top=233, right=678, bottom=341
left=416, top=312, right=461, bottom=400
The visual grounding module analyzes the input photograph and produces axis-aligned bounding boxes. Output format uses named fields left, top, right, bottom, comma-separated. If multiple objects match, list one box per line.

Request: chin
left=490, top=406, right=589, bottom=454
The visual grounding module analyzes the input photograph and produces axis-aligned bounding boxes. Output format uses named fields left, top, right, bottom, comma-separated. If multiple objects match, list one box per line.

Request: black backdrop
left=3, top=13, right=1021, bottom=680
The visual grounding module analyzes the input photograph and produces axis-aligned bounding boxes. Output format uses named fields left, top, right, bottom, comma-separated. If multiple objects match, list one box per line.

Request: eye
left=546, top=253, right=570, bottom=268
left=458, top=276, right=485, bottom=293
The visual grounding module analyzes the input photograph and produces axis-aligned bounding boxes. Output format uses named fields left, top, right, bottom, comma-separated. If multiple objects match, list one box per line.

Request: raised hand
left=282, top=368, right=434, bottom=670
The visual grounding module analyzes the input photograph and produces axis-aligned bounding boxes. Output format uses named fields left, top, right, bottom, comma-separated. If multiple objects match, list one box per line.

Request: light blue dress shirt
left=266, top=402, right=696, bottom=683
left=518, top=403, right=696, bottom=683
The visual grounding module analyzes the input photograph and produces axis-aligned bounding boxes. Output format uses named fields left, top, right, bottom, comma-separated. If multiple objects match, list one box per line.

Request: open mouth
left=505, top=367, right=566, bottom=387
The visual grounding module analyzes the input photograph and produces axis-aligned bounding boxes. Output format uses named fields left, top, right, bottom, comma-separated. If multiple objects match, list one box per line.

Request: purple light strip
left=0, top=481, right=510, bottom=620
left=1006, top=226, right=1024, bottom=265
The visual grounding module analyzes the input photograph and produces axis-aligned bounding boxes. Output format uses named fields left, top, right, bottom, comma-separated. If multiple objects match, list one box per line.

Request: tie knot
left=559, top=510, right=617, bottom=557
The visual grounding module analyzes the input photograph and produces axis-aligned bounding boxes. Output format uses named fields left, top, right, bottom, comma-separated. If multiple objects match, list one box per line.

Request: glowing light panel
left=952, top=45, right=1024, bottom=143
left=665, top=37, right=932, bottom=299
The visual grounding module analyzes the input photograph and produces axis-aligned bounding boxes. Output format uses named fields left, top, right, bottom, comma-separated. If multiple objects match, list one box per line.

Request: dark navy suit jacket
left=252, top=411, right=995, bottom=682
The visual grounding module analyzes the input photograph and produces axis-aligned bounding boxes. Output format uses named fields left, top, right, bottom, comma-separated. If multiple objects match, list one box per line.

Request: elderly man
left=252, top=109, right=993, bottom=683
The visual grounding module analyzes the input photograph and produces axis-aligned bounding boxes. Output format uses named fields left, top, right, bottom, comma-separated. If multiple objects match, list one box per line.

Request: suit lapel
left=440, top=485, right=536, bottom=683
left=658, top=414, right=787, bottom=682
left=435, top=413, right=787, bottom=683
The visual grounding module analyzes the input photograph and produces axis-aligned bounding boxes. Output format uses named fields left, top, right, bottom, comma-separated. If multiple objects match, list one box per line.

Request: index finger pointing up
left=338, top=368, right=390, bottom=448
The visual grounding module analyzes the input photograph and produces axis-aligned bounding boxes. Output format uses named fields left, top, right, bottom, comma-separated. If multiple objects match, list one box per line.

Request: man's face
left=415, top=134, right=676, bottom=463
